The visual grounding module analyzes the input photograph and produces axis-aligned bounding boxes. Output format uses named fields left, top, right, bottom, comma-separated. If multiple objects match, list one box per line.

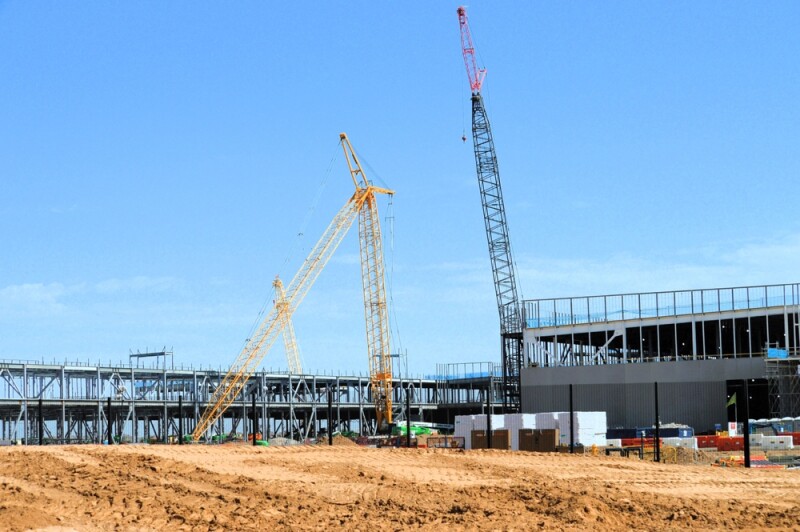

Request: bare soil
left=1, top=444, right=799, bottom=531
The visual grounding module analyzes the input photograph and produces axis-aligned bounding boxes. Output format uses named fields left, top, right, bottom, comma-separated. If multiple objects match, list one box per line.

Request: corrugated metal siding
left=522, top=381, right=725, bottom=431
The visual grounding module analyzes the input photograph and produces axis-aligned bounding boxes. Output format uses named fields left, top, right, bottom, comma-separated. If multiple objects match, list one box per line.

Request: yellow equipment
left=273, top=275, right=301, bottom=374
left=191, top=133, right=394, bottom=441
left=342, top=133, right=394, bottom=429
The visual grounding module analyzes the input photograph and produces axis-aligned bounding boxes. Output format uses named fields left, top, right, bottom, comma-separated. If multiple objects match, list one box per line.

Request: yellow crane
left=273, top=275, right=301, bottom=374
left=192, top=133, right=394, bottom=441
left=344, top=133, right=394, bottom=430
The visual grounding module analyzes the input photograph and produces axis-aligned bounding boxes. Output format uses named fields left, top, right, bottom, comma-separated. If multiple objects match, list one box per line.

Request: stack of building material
left=606, top=438, right=622, bottom=447
left=454, top=415, right=477, bottom=449
left=454, top=414, right=508, bottom=449
left=503, top=414, right=536, bottom=451
left=455, top=412, right=607, bottom=450
left=471, top=414, right=507, bottom=432
left=518, top=429, right=560, bottom=452
left=534, top=429, right=559, bottom=451
left=556, top=412, right=608, bottom=447
left=472, top=415, right=510, bottom=449
left=534, top=412, right=560, bottom=430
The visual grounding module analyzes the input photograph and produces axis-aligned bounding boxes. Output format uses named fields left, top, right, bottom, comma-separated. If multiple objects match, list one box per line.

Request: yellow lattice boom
left=340, top=133, right=394, bottom=428
left=273, top=276, right=301, bottom=374
left=192, top=133, right=394, bottom=441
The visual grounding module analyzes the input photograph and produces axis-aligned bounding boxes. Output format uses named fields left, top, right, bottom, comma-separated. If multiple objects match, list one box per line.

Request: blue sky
left=2, top=2, right=799, bottom=375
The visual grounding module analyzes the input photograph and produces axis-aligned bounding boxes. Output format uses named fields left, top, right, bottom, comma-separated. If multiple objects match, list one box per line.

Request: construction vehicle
left=457, top=6, right=525, bottom=413
left=191, top=133, right=394, bottom=441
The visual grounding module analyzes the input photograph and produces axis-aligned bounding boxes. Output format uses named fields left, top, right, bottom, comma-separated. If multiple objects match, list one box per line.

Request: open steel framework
left=0, top=361, right=441, bottom=444
left=766, top=357, right=800, bottom=418
left=524, top=283, right=800, bottom=367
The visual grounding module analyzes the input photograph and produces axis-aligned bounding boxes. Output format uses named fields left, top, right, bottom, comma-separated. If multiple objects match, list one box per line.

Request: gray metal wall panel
left=522, top=380, right=729, bottom=432
left=522, top=358, right=764, bottom=387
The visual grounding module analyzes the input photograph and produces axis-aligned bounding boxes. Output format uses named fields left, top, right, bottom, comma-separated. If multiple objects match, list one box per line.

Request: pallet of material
left=519, top=429, right=559, bottom=452
left=470, top=429, right=510, bottom=450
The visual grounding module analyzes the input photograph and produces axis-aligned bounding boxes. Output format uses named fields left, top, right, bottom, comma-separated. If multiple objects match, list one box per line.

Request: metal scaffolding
left=766, top=357, right=800, bottom=418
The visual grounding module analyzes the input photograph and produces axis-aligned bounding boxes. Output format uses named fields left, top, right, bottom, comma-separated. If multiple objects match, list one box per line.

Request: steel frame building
left=0, top=359, right=504, bottom=444
left=524, top=283, right=800, bottom=366
left=520, top=283, right=800, bottom=430
left=0, top=361, right=440, bottom=444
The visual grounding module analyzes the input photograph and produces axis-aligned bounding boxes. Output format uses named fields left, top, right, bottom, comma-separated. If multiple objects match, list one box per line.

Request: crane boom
left=458, top=6, right=524, bottom=413
left=273, top=276, right=301, bottom=374
left=457, top=6, right=486, bottom=93
left=192, top=133, right=394, bottom=441
left=340, top=133, right=394, bottom=428
left=192, top=192, right=363, bottom=441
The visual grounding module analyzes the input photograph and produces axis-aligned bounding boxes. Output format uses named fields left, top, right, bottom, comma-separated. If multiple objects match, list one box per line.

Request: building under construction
left=0, top=356, right=499, bottom=444
left=521, top=282, right=800, bottom=432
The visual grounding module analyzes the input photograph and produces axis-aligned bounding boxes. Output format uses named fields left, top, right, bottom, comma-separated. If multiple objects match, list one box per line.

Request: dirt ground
left=1, top=445, right=799, bottom=531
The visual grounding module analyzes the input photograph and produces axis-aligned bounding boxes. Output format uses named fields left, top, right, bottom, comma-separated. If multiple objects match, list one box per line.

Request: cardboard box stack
left=455, top=412, right=607, bottom=450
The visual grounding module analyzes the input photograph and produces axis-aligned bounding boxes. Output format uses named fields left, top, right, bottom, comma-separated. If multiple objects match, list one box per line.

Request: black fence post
left=38, top=397, right=43, bottom=446
left=743, top=379, right=751, bottom=468
left=248, top=391, right=255, bottom=447
left=107, top=397, right=112, bottom=445
left=569, top=384, right=574, bottom=454
left=327, top=388, right=333, bottom=446
left=266, top=386, right=270, bottom=440
left=178, top=395, right=183, bottom=445
left=486, top=386, right=492, bottom=449
left=654, top=382, right=660, bottom=463
left=406, top=388, right=411, bottom=448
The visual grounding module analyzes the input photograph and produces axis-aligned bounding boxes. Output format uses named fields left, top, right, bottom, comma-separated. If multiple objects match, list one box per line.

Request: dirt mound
left=314, top=434, right=357, bottom=446
left=0, top=501, right=61, bottom=531
left=673, top=446, right=715, bottom=465
left=330, top=434, right=357, bottom=446
left=1, top=445, right=799, bottom=530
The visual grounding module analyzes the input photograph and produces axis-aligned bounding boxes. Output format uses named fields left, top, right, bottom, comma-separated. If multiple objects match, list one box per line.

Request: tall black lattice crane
left=457, top=6, right=524, bottom=413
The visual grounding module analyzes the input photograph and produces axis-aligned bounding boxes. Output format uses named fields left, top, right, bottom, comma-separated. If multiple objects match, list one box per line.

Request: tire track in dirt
left=2, top=445, right=800, bottom=530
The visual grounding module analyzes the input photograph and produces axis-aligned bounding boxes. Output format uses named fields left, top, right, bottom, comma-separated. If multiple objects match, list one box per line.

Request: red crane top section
left=457, top=6, right=486, bottom=94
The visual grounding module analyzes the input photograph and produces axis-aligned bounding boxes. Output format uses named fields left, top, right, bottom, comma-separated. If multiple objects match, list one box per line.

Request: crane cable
left=385, top=196, right=404, bottom=371
left=353, top=145, right=406, bottom=379
left=238, top=140, right=341, bottom=372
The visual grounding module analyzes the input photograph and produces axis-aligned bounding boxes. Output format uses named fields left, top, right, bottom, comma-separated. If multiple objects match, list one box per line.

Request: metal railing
left=525, top=283, right=800, bottom=329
